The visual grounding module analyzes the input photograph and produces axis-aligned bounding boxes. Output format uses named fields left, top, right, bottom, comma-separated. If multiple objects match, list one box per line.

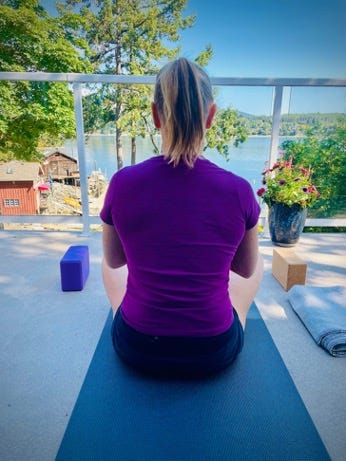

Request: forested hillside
left=240, top=112, right=344, bottom=136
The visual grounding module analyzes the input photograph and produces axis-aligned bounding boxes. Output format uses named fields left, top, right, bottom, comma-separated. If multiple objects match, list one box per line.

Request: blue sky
left=180, top=0, right=345, bottom=79
left=41, top=0, right=345, bottom=115
left=178, top=0, right=346, bottom=114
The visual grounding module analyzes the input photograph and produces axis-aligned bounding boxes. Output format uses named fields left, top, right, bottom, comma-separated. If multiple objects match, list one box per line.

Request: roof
left=0, top=161, right=42, bottom=182
left=43, top=149, right=77, bottom=164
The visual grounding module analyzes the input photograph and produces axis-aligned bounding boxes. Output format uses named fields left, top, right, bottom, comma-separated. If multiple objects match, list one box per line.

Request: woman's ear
left=205, top=103, right=217, bottom=129
left=151, top=102, right=161, bottom=129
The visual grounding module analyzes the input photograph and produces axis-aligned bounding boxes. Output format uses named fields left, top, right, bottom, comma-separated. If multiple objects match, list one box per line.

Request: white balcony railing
left=0, top=72, right=345, bottom=233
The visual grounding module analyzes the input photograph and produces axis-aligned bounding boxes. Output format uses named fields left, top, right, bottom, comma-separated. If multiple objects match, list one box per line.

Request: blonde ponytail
left=154, top=58, right=213, bottom=167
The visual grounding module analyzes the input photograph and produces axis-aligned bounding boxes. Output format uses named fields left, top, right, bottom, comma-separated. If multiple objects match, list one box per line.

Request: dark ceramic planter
left=268, top=203, right=307, bottom=247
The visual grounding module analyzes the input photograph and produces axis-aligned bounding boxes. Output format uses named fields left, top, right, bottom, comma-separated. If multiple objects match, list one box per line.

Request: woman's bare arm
left=102, top=223, right=127, bottom=269
left=230, top=224, right=259, bottom=279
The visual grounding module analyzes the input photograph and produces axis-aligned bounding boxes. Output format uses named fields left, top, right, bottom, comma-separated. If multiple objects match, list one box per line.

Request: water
left=64, top=135, right=285, bottom=193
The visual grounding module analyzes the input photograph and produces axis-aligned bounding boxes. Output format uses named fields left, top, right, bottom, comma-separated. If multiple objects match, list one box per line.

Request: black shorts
left=111, top=308, right=244, bottom=378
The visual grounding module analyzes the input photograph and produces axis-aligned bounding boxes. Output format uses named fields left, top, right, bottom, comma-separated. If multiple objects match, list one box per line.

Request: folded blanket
left=288, top=285, right=346, bottom=357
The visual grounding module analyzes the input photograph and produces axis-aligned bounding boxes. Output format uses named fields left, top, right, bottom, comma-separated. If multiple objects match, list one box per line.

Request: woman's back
left=101, top=155, right=259, bottom=336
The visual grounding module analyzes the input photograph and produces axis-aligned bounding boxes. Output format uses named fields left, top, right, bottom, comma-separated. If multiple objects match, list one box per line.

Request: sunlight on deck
left=0, top=230, right=345, bottom=461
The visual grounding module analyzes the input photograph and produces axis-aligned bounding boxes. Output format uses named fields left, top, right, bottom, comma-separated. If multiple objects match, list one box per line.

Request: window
left=4, top=199, right=20, bottom=207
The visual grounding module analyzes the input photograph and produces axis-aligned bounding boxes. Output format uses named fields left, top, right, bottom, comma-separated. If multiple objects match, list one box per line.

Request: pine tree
left=58, top=0, right=211, bottom=169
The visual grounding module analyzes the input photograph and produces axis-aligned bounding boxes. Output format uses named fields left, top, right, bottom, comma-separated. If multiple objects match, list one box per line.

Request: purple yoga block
left=60, top=245, right=89, bottom=291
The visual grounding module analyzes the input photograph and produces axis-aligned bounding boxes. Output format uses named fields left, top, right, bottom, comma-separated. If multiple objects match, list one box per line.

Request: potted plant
left=257, top=152, right=320, bottom=246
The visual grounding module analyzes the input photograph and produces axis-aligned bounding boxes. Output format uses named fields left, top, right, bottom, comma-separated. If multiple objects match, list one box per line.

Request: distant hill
left=94, top=112, right=344, bottom=138
left=238, top=112, right=345, bottom=136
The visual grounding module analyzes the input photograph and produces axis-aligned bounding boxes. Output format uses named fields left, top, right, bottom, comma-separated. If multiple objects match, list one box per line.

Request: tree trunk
left=115, top=31, right=123, bottom=170
left=143, top=116, right=160, bottom=155
left=131, top=136, right=136, bottom=165
left=149, top=132, right=160, bottom=155
left=116, top=126, right=123, bottom=170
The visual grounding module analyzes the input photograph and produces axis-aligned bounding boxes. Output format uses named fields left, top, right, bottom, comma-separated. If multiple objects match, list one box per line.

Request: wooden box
left=272, top=248, right=307, bottom=291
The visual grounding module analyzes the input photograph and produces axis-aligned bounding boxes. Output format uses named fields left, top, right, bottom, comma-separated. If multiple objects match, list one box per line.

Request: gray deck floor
left=0, top=230, right=345, bottom=461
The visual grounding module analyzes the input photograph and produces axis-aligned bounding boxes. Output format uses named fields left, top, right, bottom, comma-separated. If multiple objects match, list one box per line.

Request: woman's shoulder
left=110, top=156, right=164, bottom=181
left=197, top=157, right=252, bottom=189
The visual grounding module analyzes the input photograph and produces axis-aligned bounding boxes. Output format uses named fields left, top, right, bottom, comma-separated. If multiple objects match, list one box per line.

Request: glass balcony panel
left=284, top=87, right=346, bottom=219
left=203, top=86, right=274, bottom=196
left=0, top=73, right=344, bottom=229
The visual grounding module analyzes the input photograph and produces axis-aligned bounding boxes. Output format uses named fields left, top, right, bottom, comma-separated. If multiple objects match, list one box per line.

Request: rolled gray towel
left=288, top=285, right=346, bottom=357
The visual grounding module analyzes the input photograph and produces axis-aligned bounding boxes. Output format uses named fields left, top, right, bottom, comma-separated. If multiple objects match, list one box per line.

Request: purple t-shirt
left=100, top=155, right=260, bottom=337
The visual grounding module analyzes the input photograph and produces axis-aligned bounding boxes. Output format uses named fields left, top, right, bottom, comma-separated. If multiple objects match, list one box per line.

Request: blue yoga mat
left=56, top=304, right=330, bottom=461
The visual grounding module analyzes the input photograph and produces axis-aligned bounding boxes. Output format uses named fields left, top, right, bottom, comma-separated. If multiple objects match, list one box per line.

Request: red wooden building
left=0, top=161, right=43, bottom=215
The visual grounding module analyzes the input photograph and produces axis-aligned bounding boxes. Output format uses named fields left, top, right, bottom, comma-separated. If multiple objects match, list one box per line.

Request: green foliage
left=303, top=226, right=346, bottom=233
left=116, top=87, right=153, bottom=137
left=0, top=0, right=91, bottom=161
left=195, top=44, right=213, bottom=67
left=240, top=112, right=342, bottom=137
left=205, top=107, right=248, bottom=158
left=0, top=81, right=77, bottom=161
left=82, top=85, right=117, bottom=133
left=280, top=118, right=346, bottom=217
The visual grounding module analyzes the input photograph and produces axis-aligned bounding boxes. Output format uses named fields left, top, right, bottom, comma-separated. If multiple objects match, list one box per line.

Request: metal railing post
left=269, top=85, right=284, bottom=167
left=73, top=83, right=90, bottom=234
left=263, top=85, right=284, bottom=237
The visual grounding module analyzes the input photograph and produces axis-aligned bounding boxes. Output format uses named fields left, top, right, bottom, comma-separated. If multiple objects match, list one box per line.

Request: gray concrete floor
left=0, top=230, right=345, bottom=461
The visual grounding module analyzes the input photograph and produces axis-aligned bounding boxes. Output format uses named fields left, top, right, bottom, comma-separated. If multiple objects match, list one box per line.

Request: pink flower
left=308, top=185, right=319, bottom=195
left=257, top=187, right=266, bottom=197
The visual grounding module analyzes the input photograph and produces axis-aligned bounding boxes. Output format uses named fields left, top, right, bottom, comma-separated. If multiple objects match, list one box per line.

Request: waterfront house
left=0, top=161, right=43, bottom=215
left=42, top=149, right=79, bottom=186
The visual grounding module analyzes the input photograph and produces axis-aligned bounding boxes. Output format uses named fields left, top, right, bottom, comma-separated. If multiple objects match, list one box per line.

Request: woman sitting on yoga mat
left=100, top=57, right=263, bottom=377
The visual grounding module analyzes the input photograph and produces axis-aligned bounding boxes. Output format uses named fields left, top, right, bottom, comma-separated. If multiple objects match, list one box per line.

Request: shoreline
left=85, top=133, right=302, bottom=139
